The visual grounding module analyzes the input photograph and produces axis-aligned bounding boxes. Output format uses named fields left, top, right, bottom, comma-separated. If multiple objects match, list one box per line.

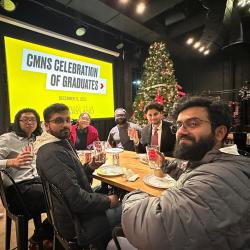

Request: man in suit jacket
left=133, top=102, right=175, bottom=156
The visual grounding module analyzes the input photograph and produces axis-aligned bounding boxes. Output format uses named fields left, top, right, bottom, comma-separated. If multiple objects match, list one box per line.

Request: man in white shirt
left=108, top=108, right=141, bottom=151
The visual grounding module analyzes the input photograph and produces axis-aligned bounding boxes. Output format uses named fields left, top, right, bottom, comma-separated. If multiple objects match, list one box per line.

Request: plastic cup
left=93, top=141, right=106, bottom=163
left=146, top=145, right=160, bottom=169
left=79, top=150, right=92, bottom=164
left=112, top=153, right=120, bottom=166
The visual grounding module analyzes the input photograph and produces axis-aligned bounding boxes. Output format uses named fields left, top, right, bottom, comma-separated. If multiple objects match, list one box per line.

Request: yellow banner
left=4, top=36, right=115, bottom=122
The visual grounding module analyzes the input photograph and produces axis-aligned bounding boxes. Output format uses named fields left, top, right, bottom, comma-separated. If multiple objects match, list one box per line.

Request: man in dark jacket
left=133, top=102, right=175, bottom=156
left=35, top=103, right=121, bottom=249
left=122, top=96, right=250, bottom=250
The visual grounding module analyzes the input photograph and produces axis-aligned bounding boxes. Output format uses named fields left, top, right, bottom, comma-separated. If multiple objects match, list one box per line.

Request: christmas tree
left=131, top=41, right=185, bottom=126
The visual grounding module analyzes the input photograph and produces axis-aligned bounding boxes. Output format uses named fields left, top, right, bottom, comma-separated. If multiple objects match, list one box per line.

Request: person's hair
left=79, top=112, right=91, bottom=120
left=144, top=102, right=163, bottom=114
left=13, top=108, right=42, bottom=137
left=173, top=96, right=232, bottom=140
left=115, top=108, right=126, bottom=115
left=43, top=103, right=69, bottom=122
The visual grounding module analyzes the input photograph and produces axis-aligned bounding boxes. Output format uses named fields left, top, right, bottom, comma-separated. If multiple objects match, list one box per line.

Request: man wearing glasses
left=0, top=108, right=53, bottom=245
left=133, top=102, right=176, bottom=156
left=122, top=96, right=250, bottom=250
left=35, top=103, right=121, bottom=249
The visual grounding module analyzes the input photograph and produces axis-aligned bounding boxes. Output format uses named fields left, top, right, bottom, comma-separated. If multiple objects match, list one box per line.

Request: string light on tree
left=131, top=41, right=186, bottom=126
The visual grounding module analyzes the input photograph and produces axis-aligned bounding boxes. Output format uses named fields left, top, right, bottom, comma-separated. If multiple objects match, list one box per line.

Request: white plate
left=96, top=166, right=124, bottom=176
left=105, top=148, right=124, bottom=154
left=143, top=174, right=176, bottom=189
left=77, top=150, right=93, bottom=154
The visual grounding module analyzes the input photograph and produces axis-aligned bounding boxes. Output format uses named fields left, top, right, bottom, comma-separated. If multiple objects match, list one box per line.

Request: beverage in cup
left=79, top=150, right=92, bottom=164
left=93, top=141, right=106, bottom=163
left=23, top=142, right=33, bottom=154
left=112, top=153, right=120, bottom=166
left=153, top=169, right=164, bottom=178
left=146, top=145, right=160, bottom=169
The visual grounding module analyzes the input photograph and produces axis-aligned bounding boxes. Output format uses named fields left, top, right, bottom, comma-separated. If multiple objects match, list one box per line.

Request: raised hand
left=132, top=130, right=139, bottom=144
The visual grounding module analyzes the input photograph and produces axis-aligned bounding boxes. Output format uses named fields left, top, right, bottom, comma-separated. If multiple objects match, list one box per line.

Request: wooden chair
left=0, top=170, right=42, bottom=250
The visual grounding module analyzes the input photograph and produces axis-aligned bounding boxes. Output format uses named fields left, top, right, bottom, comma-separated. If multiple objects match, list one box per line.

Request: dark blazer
left=135, top=120, right=175, bottom=156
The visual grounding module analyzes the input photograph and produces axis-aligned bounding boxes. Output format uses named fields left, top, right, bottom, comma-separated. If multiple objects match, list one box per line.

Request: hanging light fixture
left=238, top=0, right=250, bottom=8
left=204, top=49, right=210, bottom=55
left=75, top=27, right=87, bottom=36
left=0, top=0, right=16, bottom=12
left=116, top=42, right=124, bottom=49
left=136, top=2, right=146, bottom=15
left=186, top=37, right=194, bottom=45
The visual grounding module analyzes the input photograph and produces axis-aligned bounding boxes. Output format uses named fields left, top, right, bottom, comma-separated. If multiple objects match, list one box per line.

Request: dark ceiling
left=0, top=0, right=250, bottom=59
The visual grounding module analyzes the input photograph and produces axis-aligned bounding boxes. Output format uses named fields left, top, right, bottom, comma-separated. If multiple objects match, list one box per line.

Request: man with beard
left=107, top=108, right=141, bottom=151
left=121, top=96, right=250, bottom=250
left=133, top=102, right=176, bottom=156
left=35, top=103, right=121, bottom=249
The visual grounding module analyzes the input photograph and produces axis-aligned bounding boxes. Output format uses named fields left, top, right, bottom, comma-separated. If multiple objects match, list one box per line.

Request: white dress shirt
left=0, top=132, right=38, bottom=187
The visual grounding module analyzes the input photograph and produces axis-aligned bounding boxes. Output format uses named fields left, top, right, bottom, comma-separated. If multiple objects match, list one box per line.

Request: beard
left=115, top=118, right=127, bottom=125
left=173, top=134, right=215, bottom=162
left=51, top=128, right=70, bottom=140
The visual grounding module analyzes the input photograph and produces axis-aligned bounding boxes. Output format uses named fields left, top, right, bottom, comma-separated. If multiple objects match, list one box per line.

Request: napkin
left=123, top=168, right=139, bottom=182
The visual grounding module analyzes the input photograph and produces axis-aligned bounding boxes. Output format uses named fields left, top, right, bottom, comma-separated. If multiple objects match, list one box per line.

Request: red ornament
left=176, top=84, right=183, bottom=90
left=139, top=98, right=143, bottom=111
left=178, top=91, right=186, bottom=96
left=156, top=94, right=163, bottom=104
left=155, top=88, right=163, bottom=104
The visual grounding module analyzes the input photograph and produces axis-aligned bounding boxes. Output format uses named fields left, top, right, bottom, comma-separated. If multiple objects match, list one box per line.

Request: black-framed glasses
left=171, top=117, right=211, bottom=134
left=48, top=117, right=71, bottom=124
left=19, top=118, right=37, bottom=124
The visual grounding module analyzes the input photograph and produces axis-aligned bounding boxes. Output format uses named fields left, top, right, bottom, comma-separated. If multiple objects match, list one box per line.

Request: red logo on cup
left=148, top=150, right=157, bottom=160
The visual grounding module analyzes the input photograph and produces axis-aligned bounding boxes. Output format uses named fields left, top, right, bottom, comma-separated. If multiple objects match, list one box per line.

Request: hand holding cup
left=93, top=141, right=106, bottom=164
left=146, top=145, right=161, bottom=169
left=89, top=152, right=106, bottom=170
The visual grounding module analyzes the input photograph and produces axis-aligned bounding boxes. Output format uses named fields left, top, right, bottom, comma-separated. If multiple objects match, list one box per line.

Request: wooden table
left=93, top=150, right=174, bottom=197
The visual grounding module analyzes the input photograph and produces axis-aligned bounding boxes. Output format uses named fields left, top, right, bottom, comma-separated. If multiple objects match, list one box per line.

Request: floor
left=0, top=203, right=46, bottom=250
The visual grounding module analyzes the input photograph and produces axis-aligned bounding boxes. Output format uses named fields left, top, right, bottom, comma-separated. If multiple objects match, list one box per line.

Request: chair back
left=0, top=170, right=42, bottom=250
left=41, top=178, right=74, bottom=233
left=0, top=170, right=31, bottom=217
left=40, top=177, right=85, bottom=249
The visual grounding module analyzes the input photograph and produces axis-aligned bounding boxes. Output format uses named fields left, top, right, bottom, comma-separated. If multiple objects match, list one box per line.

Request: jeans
left=105, top=203, right=122, bottom=229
